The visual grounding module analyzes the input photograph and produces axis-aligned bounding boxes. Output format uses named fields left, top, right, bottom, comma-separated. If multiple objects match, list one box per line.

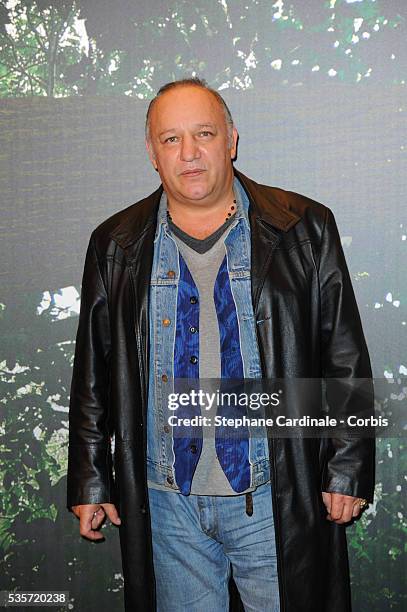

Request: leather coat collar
left=109, top=167, right=301, bottom=250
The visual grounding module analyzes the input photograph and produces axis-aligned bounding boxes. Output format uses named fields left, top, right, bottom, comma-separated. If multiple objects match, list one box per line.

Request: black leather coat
left=67, top=169, right=375, bottom=612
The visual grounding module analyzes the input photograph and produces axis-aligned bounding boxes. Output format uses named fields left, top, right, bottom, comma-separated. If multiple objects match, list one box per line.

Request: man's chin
left=177, top=185, right=212, bottom=202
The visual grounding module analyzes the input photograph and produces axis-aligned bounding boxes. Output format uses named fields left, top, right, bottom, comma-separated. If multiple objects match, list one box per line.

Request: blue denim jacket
left=146, top=177, right=270, bottom=494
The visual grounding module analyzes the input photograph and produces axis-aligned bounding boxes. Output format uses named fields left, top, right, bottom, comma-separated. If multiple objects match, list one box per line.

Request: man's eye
left=198, top=131, right=212, bottom=137
left=165, top=136, right=178, bottom=143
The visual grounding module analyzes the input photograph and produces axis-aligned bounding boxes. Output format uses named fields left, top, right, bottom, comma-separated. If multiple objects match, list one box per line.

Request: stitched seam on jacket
left=317, top=207, right=329, bottom=272
left=89, top=233, right=112, bottom=497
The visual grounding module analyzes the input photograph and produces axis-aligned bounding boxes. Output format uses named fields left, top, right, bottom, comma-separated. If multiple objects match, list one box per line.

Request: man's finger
left=90, top=507, right=106, bottom=529
left=321, top=492, right=332, bottom=514
left=352, top=501, right=362, bottom=518
left=328, top=494, right=345, bottom=522
left=327, top=494, right=362, bottom=524
left=71, top=503, right=120, bottom=540
left=79, top=509, right=105, bottom=541
left=102, top=503, right=121, bottom=525
left=338, top=501, right=354, bottom=523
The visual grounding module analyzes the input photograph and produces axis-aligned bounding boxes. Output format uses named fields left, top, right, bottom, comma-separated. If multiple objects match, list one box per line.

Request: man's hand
left=322, top=492, right=364, bottom=524
left=71, top=503, right=121, bottom=541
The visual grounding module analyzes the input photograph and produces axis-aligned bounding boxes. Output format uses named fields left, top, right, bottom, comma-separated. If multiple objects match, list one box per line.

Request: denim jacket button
left=189, top=355, right=198, bottom=364
left=190, top=296, right=198, bottom=304
left=162, top=318, right=171, bottom=327
left=167, top=270, right=176, bottom=279
left=166, top=476, right=174, bottom=485
left=190, top=444, right=198, bottom=454
left=161, top=374, right=168, bottom=382
left=189, top=326, right=198, bottom=334
left=163, top=425, right=170, bottom=433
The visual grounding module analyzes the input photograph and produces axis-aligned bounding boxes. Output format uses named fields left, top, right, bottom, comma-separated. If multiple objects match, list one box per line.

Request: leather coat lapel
left=110, top=187, right=162, bottom=419
left=234, top=169, right=300, bottom=313
left=249, top=216, right=281, bottom=313
left=127, top=222, right=156, bottom=409
left=234, top=169, right=300, bottom=231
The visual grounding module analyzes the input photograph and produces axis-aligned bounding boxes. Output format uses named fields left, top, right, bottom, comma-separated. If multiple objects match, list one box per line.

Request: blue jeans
left=147, top=483, right=280, bottom=611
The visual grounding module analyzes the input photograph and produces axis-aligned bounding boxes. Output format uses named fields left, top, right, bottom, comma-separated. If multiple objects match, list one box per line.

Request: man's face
left=146, top=86, right=238, bottom=206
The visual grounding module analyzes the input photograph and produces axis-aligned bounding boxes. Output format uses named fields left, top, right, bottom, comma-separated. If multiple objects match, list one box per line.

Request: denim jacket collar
left=109, top=167, right=301, bottom=251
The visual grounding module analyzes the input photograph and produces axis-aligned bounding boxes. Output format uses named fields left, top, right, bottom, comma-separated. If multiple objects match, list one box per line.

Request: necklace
left=167, top=197, right=237, bottom=224
left=226, top=198, right=237, bottom=222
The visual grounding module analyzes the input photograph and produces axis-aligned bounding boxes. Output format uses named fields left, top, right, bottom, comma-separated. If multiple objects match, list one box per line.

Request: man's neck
left=166, top=187, right=236, bottom=240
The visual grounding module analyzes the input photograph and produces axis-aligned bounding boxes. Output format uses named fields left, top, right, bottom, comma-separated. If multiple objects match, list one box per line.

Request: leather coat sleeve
left=318, top=208, right=375, bottom=502
left=67, top=232, right=114, bottom=508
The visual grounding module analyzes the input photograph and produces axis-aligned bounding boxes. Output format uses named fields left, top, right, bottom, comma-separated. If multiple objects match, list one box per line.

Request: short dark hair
left=145, top=77, right=234, bottom=143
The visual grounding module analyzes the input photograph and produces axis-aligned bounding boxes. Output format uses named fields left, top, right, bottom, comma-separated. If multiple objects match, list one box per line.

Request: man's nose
left=180, top=135, right=200, bottom=162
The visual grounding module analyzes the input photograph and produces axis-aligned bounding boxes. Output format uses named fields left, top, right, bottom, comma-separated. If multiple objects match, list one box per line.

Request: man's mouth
left=180, top=169, right=206, bottom=176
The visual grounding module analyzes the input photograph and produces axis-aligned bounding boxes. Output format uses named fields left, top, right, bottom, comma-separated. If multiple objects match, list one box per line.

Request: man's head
left=145, top=78, right=238, bottom=208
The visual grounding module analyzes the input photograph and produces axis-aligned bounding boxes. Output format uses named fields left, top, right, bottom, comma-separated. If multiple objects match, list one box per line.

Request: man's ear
left=230, top=127, right=239, bottom=161
left=145, top=139, right=158, bottom=171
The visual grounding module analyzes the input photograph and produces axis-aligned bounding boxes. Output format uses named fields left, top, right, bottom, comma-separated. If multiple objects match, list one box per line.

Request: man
left=67, top=78, right=375, bottom=611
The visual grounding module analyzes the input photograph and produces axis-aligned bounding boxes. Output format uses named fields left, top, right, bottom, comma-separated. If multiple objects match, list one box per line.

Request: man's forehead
left=150, top=86, right=224, bottom=124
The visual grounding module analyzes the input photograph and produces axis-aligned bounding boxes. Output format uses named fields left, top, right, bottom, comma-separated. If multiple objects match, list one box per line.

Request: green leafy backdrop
left=0, top=1, right=405, bottom=610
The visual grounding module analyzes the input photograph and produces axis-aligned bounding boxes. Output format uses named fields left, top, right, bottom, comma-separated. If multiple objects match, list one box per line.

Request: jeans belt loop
left=245, top=492, right=253, bottom=516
